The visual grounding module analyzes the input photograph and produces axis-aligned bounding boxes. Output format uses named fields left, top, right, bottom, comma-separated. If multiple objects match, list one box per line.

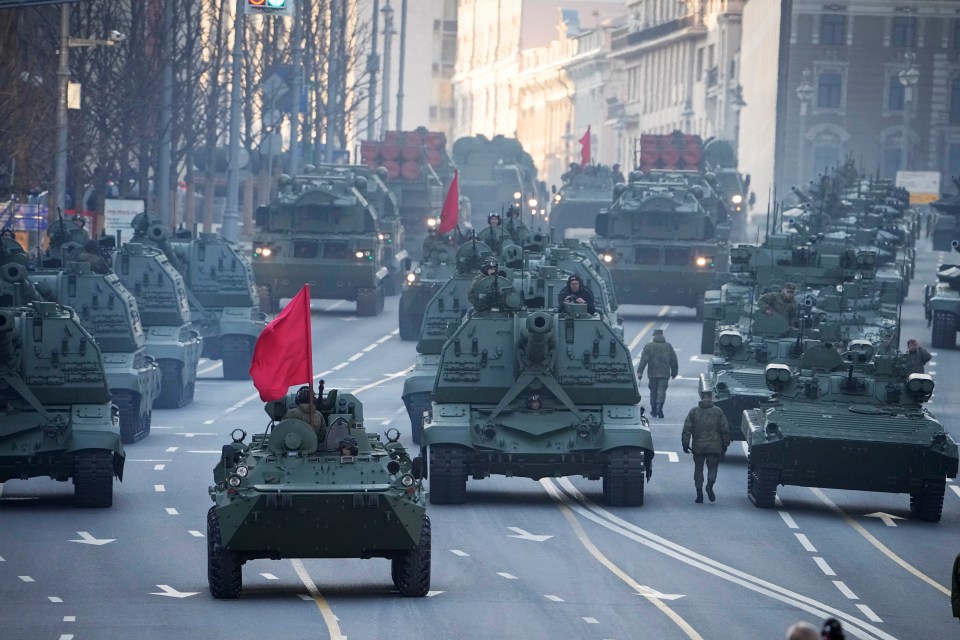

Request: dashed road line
left=833, top=580, right=859, bottom=600
left=347, top=353, right=363, bottom=362
left=331, top=362, right=348, bottom=371
left=261, top=573, right=279, bottom=580
left=166, top=447, right=178, bottom=453
left=497, top=572, right=518, bottom=580
left=545, top=594, right=564, bottom=602
left=48, top=596, right=63, bottom=603
left=582, top=617, right=599, bottom=624
left=795, top=533, right=817, bottom=553
left=154, top=485, right=165, bottom=492
left=655, top=451, right=679, bottom=463
left=450, top=550, right=469, bottom=557
left=63, top=616, right=75, bottom=622
left=813, top=557, right=836, bottom=577
left=154, top=464, right=165, bottom=471
left=19, top=576, right=34, bottom=582
left=189, top=531, right=204, bottom=538
left=165, top=508, right=179, bottom=515
left=950, top=485, right=960, bottom=499
left=857, top=604, right=883, bottom=623
left=779, top=512, right=799, bottom=529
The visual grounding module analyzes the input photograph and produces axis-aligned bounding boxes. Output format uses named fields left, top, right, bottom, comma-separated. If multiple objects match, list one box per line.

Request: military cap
left=653, top=328, right=664, bottom=335
left=783, top=282, right=797, bottom=291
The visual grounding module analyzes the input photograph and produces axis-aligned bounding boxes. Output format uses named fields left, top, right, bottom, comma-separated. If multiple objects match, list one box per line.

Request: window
left=888, top=75, right=905, bottom=111
left=891, top=16, right=916, bottom=47
left=953, top=19, right=960, bottom=49
left=634, top=246, right=660, bottom=265
left=293, top=239, right=319, bottom=259
left=951, top=78, right=960, bottom=124
left=817, top=72, right=842, bottom=109
left=882, top=145, right=901, bottom=179
left=812, top=145, right=841, bottom=176
left=948, top=144, right=960, bottom=179
left=664, top=247, right=693, bottom=266
left=820, top=14, right=846, bottom=45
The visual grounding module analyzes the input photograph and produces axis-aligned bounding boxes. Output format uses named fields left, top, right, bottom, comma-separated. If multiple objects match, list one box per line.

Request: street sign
left=896, top=170, right=941, bottom=205
left=104, top=198, right=144, bottom=239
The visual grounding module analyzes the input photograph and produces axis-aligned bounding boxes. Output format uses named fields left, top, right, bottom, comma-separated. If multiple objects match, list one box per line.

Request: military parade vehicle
left=207, top=386, right=429, bottom=599
left=742, top=344, right=958, bottom=521
left=0, top=259, right=161, bottom=443
left=549, top=165, right=614, bottom=239
left=924, top=262, right=960, bottom=348
left=398, top=240, right=458, bottom=341
left=929, top=178, right=960, bottom=251
left=252, top=167, right=393, bottom=316
left=421, top=280, right=654, bottom=506
left=114, top=242, right=202, bottom=408
left=452, top=134, right=539, bottom=226
left=0, top=302, right=125, bottom=506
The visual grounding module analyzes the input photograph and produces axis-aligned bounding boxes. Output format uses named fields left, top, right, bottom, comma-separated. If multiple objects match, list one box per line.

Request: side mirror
left=411, top=456, right=425, bottom=480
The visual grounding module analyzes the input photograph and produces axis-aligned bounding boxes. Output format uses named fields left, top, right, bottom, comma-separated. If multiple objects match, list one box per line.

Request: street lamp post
left=730, top=84, right=746, bottom=155
left=681, top=99, right=694, bottom=132
left=898, top=52, right=920, bottom=173
left=795, top=68, right=815, bottom=186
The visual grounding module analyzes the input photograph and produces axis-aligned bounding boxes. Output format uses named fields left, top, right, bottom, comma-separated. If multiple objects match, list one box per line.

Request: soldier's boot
left=706, top=481, right=716, bottom=503
left=695, top=486, right=704, bottom=504
left=650, top=403, right=660, bottom=418
left=658, top=402, right=665, bottom=418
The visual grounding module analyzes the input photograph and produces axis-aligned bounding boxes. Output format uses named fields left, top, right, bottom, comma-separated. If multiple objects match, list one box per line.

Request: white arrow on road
left=150, top=585, right=199, bottom=598
left=637, top=586, right=685, bottom=601
left=864, top=512, right=905, bottom=527
left=507, top=527, right=553, bottom=542
left=70, top=531, right=115, bottom=546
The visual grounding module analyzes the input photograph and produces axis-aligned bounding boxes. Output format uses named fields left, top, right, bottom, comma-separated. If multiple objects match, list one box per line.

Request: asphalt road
left=1, top=235, right=958, bottom=640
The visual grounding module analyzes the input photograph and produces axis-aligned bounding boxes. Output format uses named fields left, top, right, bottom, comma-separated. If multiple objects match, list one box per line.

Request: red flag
left=579, top=126, right=591, bottom=166
left=249, top=284, right=313, bottom=401
left=438, top=169, right=459, bottom=234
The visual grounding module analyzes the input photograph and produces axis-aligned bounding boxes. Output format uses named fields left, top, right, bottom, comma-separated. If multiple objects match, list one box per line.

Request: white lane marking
left=203, top=420, right=215, bottom=425
left=813, top=557, right=836, bottom=576
left=166, top=447, right=178, bottom=453
left=154, top=485, right=165, bottom=492
left=261, top=573, right=279, bottom=580
left=347, top=353, right=364, bottom=362
left=70, top=532, right=114, bottom=545
left=740, top=442, right=749, bottom=456
left=63, top=616, right=75, bottom=622
left=857, top=604, right=883, bottom=623
left=507, top=527, right=553, bottom=542
left=864, top=512, right=903, bottom=527
left=19, top=576, right=34, bottom=582
left=352, top=368, right=413, bottom=395
left=362, top=344, right=379, bottom=352
left=189, top=531, right=204, bottom=538
left=197, top=363, right=222, bottom=375
left=290, top=559, right=344, bottom=639
left=48, top=596, right=63, bottom=603
left=154, top=464, right=165, bottom=471
left=833, top=581, right=858, bottom=600
left=426, top=591, right=444, bottom=597
left=497, top=572, right=518, bottom=580
left=187, top=450, right=222, bottom=454
left=545, top=594, right=564, bottom=602
left=450, top=550, right=469, bottom=557
left=779, top=512, right=799, bottom=529
left=582, top=617, right=599, bottom=624
left=0, top=555, right=4, bottom=561
left=689, top=355, right=711, bottom=363
left=182, top=432, right=217, bottom=438
left=331, top=362, right=348, bottom=371
left=58, top=635, right=73, bottom=640
left=150, top=585, right=199, bottom=598
left=950, top=485, right=960, bottom=499
left=655, top=451, right=679, bottom=463
left=376, top=335, right=394, bottom=344
left=165, top=508, right=179, bottom=515
left=795, top=534, right=817, bottom=553
left=380, top=420, right=392, bottom=426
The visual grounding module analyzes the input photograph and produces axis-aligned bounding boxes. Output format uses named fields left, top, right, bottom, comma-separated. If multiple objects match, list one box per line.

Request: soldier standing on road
left=636, top=328, right=678, bottom=418
left=611, top=163, right=626, bottom=185
left=468, top=258, right=499, bottom=311
left=681, top=389, right=730, bottom=504
left=904, top=338, right=932, bottom=374
left=284, top=386, right=328, bottom=442
left=758, top=282, right=798, bottom=324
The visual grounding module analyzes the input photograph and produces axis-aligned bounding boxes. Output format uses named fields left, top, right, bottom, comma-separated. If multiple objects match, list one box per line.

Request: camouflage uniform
left=284, top=404, right=328, bottom=441
left=757, top=290, right=798, bottom=323
left=903, top=346, right=931, bottom=374
left=681, top=397, right=730, bottom=502
left=468, top=273, right=496, bottom=310
left=76, top=251, right=110, bottom=274
left=422, top=233, right=442, bottom=261
left=636, top=332, right=678, bottom=417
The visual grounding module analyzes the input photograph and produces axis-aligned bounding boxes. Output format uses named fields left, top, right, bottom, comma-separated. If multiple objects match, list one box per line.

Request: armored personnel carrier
left=398, top=242, right=457, bottom=341
left=253, top=168, right=391, bottom=316
left=742, top=345, right=958, bottom=521
left=924, top=263, right=960, bottom=349
left=421, top=282, right=654, bottom=506
left=207, top=388, right=429, bottom=599
left=114, top=242, right=202, bottom=408
left=0, top=302, right=125, bottom=506
left=0, top=260, right=161, bottom=443
left=452, top=134, right=537, bottom=227
left=549, top=165, right=614, bottom=238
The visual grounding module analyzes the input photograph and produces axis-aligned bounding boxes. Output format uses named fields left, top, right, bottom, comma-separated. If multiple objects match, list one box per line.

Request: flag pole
left=302, top=284, right=316, bottom=427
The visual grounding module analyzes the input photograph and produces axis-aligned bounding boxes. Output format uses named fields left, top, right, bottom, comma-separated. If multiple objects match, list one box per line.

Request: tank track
left=428, top=445, right=467, bottom=504
left=220, top=335, right=254, bottom=380
left=112, top=389, right=150, bottom=444
left=207, top=506, right=243, bottom=599
left=603, top=447, right=646, bottom=506
left=931, top=310, right=957, bottom=349
left=73, top=450, right=114, bottom=508
left=394, top=514, right=431, bottom=597
left=910, top=479, right=946, bottom=522
left=748, top=462, right=778, bottom=508
left=154, top=360, right=195, bottom=409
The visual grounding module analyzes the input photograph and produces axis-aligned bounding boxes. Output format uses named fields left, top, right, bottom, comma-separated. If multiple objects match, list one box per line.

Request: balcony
left=611, top=15, right=703, bottom=52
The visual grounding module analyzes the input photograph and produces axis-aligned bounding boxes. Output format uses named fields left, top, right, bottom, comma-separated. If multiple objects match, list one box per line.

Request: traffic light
left=245, top=0, right=294, bottom=17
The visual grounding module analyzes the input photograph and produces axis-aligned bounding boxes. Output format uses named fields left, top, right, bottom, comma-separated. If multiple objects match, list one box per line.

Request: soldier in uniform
left=681, top=389, right=730, bottom=503
left=611, top=163, right=626, bottom=185
left=422, top=227, right=442, bottom=261
left=284, top=386, right=327, bottom=441
left=478, top=212, right=511, bottom=253
left=557, top=274, right=596, bottom=315
left=758, top=282, right=798, bottom=324
left=636, top=328, right=678, bottom=418
left=904, top=338, right=932, bottom=374
left=504, top=205, right=529, bottom=246
left=76, top=239, right=110, bottom=274
left=468, top=258, right=499, bottom=311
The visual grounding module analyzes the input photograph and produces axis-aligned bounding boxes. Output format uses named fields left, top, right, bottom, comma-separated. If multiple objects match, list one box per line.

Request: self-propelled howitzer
left=422, top=290, right=653, bottom=506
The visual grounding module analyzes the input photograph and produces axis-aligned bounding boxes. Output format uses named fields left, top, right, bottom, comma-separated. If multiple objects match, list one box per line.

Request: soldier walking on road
left=681, top=390, right=730, bottom=503
left=904, top=338, right=932, bottom=374
left=636, top=328, right=678, bottom=418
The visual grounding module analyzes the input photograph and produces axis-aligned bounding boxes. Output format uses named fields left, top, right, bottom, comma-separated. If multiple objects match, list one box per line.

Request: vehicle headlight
left=406, top=272, right=417, bottom=283
left=235, top=465, right=249, bottom=478
left=602, top=253, right=614, bottom=263
left=695, top=256, right=708, bottom=267
left=227, top=474, right=242, bottom=487
left=400, top=474, right=415, bottom=487
left=378, top=233, right=385, bottom=240
left=732, top=194, right=743, bottom=204
left=427, top=218, right=438, bottom=228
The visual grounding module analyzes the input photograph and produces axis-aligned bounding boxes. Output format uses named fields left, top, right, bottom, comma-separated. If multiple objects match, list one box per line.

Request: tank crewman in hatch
left=478, top=212, right=511, bottom=254
left=557, top=274, right=596, bottom=315
left=636, top=328, right=678, bottom=419
left=468, top=258, right=499, bottom=311
left=681, top=389, right=730, bottom=504
left=284, top=385, right=327, bottom=441
left=504, top=204, right=529, bottom=246
left=422, top=227, right=442, bottom=261
left=76, top=239, right=111, bottom=274
left=758, top=282, right=798, bottom=324
left=904, top=338, right=932, bottom=374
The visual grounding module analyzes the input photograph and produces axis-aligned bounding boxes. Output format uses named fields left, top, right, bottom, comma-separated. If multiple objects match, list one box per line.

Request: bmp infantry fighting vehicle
left=253, top=168, right=395, bottom=316
left=398, top=241, right=458, bottom=341
left=207, top=387, right=429, bottom=598
left=113, top=242, right=202, bottom=408
left=0, top=260, right=161, bottom=443
left=421, top=284, right=654, bottom=506
left=549, top=165, right=615, bottom=238
left=0, top=303, right=124, bottom=506
left=742, top=344, right=958, bottom=521
left=924, top=262, right=960, bottom=349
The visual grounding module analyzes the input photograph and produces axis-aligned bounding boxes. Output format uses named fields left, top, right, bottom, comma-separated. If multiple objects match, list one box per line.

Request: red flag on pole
left=438, top=169, right=459, bottom=234
left=249, top=284, right=314, bottom=402
left=579, top=126, right=591, bottom=166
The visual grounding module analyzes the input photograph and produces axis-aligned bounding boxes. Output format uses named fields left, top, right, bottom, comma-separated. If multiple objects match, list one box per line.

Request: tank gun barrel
left=524, top=311, right=553, bottom=364
left=791, top=186, right=813, bottom=204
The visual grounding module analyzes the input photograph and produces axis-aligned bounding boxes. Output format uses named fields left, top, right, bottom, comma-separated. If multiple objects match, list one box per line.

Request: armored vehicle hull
left=208, top=391, right=429, bottom=599
left=0, top=304, right=124, bottom=506
left=398, top=246, right=457, bottom=341
left=924, top=265, right=960, bottom=349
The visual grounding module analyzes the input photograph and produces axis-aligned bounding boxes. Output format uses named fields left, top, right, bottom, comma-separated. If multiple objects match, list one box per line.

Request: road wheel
left=429, top=445, right=467, bottom=504
left=73, top=450, right=114, bottom=508
left=399, top=312, right=422, bottom=341
left=931, top=311, right=957, bottom=349
left=207, top=506, right=243, bottom=599
left=748, top=462, right=778, bottom=508
left=154, top=360, right=185, bottom=409
left=221, top=335, right=254, bottom=380
left=603, top=447, right=645, bottom=506
left=909, top=479, right=946, bottom=522
left=395, top=514, right=431, bottom=597
left=113, top=390, right=149, bottom=444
